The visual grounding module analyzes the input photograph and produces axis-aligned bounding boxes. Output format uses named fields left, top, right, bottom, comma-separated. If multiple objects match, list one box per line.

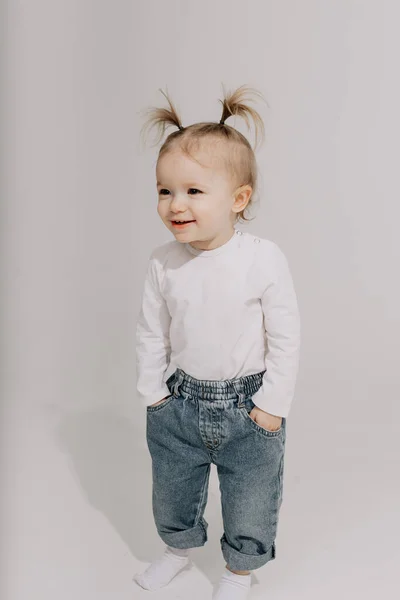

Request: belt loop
left=231, top=380, right=246, bottom=407
left=173, top=370, right=183, bottom=397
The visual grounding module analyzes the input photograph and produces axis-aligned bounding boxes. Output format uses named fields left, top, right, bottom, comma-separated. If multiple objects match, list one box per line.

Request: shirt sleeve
left=135, top=250, right=172, bottom=407
left=251, top=243, right=301, bottom=418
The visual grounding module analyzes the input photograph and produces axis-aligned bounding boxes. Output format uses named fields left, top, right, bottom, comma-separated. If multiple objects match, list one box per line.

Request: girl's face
left=156, top=147, right=251, bottom=251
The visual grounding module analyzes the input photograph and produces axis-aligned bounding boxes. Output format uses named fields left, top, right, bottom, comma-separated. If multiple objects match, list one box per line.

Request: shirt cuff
left=250, top=386, right=291, bottom=418
left=139, top=385, right=172, bottom=408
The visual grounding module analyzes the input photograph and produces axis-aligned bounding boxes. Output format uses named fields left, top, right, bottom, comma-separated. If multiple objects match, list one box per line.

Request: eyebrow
left=156, top=181, right=206, bottom=187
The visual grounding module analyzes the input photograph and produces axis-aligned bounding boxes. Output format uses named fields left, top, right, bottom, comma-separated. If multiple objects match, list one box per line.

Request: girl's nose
left=169, top=194, right=187, bottom=210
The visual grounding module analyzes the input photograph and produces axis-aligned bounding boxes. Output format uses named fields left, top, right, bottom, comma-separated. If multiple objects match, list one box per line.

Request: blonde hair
left=140, top=84, right=268, bottom=223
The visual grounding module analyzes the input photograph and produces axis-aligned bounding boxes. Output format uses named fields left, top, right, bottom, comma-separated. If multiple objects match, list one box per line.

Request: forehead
left=156, top=146, right=226, bottom=185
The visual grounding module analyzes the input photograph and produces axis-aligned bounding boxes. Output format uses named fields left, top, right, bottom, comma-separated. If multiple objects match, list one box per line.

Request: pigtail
left=218, top=83, right=268, bottom=150
left=140, top=87, right=184, bottom=149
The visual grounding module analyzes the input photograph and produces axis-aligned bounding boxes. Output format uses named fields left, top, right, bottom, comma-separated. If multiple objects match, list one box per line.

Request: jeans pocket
left=146, top=393, right=176, bottom=413
left=241, top=397, right=283, bottom=437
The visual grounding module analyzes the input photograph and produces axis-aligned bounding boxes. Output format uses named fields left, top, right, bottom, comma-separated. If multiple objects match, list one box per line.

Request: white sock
left=133, top=545, right=192, bottom=591
left=213, top=567, right=252, bottom=600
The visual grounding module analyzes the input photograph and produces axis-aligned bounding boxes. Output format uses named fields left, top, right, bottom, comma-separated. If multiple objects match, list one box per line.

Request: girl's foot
left=213, top=566, right=252, bottom=599
left=133, top=545, right=191, bottom=591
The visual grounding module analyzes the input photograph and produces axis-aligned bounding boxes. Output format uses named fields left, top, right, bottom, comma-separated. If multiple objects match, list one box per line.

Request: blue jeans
left=146, top=367, right=287, bottom=571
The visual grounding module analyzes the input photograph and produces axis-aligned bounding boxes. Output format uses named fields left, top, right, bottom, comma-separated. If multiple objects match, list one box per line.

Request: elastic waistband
left=166, top=367, right=266, bottom=402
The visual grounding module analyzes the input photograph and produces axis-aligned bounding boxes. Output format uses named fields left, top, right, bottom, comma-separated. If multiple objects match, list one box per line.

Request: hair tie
left=219, top=119, right=225, bottom=125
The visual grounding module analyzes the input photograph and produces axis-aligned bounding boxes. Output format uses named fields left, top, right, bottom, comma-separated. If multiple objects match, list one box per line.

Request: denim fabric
left=145, top=367, right=287, bottom=571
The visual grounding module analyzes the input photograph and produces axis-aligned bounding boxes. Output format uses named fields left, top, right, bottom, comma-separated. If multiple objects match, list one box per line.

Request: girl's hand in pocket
left=250, top=406, right=282, bottom=431
left=150, top=394, right=171, bottom=407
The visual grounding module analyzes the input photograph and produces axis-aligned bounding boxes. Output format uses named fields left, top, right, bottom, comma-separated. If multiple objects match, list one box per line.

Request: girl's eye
left=158, top=188, right=202, bottom=195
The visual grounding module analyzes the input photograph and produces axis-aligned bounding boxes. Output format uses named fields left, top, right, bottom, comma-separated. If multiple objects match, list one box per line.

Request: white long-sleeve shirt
left=135, top=229, right=301, bottom=418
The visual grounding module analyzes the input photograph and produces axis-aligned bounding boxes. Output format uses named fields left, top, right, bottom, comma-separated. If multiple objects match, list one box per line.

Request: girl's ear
left=233, top=184, right=253, bottom=213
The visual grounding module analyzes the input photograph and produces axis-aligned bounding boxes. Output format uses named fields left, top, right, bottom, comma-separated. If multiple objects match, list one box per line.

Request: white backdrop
left=1, top=1, right=399, bottom=598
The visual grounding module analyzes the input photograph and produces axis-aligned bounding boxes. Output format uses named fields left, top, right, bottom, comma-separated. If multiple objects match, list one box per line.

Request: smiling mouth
left=171, top=220, right=196, bottom=226
left=170, top=218, right=195, bottom=222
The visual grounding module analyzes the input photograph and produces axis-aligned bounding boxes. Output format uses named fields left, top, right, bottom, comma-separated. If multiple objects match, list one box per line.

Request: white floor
left=1, top=402, right=398, bottom=600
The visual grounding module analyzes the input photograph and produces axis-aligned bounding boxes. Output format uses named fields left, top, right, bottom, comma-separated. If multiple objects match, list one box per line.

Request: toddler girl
left=134, top=84, right=301, bottom=599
